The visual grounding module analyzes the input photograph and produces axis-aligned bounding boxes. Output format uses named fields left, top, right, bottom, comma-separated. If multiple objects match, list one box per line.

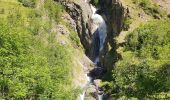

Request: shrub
left=109, top=20, right=170, bottom=99
left=0, top=1, right=78, bottom=98
left=123, top=16, right=132, bottom=31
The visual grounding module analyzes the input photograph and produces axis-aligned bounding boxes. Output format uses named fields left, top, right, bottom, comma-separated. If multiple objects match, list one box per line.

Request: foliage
left=109, top=20, right=170, bottom=99
left=90, top=0, right=99, bottom=7
left=44, top=0, right=63, bottom=22
left=123, top=16, right=132, bottom=31
left=0, top=0, right=80, bottom=99
left=18, top=0, right=37, bottom=8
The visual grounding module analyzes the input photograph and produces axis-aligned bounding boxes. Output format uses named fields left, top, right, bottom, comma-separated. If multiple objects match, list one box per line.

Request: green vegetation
left=18, top=0, right=37, bottom=8
left=0, top=0, right=80, bottom=99
left=132, top=0, right=166, bottom=18
left=44, top=0, right=63, bottom=22
left=90, top=0, right=99, bottom=7
left=123, top=16, right=132, bottom=31
left=104, top=20, right=170, bottom=99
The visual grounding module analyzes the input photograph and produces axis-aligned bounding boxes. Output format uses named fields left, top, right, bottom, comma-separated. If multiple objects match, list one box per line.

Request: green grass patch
left=44, top=0, right=63, bottom=22
left=132, top=0, right=166, bottom=18
left=18, top=0, right=37, bottom=8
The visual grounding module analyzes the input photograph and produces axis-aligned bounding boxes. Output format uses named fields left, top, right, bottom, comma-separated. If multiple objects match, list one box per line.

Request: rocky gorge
left=55, top=0, right=128, bottom=99
left=0, top=0, right=169, bottom=99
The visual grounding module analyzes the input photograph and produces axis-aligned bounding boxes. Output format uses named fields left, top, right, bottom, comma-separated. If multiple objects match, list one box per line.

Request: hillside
left=0, top=0, right=93, bottom=99
left=0, top=0, right=170, bottom=100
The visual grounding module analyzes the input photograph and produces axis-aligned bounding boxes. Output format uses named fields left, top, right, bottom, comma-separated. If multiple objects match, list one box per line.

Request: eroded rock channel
left=56, top=0, right=127, bottom=99
left=78, top=2, right=107, bottom=100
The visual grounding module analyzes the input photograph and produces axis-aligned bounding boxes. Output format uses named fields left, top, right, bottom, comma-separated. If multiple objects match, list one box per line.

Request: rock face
left=55, top=0, right=93, bottom=55
left=97, top=0, right=128, bottom=69
left=55, top=0, right=128, bottom=70
left=99, top=0, right=128, bottom=34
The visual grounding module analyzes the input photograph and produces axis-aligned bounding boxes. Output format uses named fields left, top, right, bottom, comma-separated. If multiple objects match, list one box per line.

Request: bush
left=108, top=20, right=170, bottom=99
left=0, top=1, right=78, bottom=98
left=123, top=16, right=132, bottom=31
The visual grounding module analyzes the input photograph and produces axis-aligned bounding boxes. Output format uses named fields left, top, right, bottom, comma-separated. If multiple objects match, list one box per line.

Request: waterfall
left=80, top=91, right=85, bottom=100
left=79, top=74, right=92, bottom=100
left=90, top=4, right=107, bottom=100
left=86, top=74, right=92, bottom=83
left=79, top=2, right=107, bottom=100
left=94, top=56, right=99, bottom=65
left=98, top=94, right=103, bottom=100
left=90, top=4, right=107, bottom=51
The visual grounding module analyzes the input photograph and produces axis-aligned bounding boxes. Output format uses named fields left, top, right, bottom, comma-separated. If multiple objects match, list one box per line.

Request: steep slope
left=0, top=0, right=170, bottom=99
left=95, top=0, right=170, bottom=99
left=0, top=0, right=93, bottom=99
left=110, top=20, right=170, bottom=99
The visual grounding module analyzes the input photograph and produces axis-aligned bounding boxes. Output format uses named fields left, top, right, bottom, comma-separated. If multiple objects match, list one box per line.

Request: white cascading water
left=90, top=4, right=107, bottom=52
left=94, top=56, right=99, bottom=65
left=86, top=73, right=92, bottom=83
left=79, top=1, right=107, bottom=100
left=80, top=91, right=85, bottom=100
left=98, top=94, right=103, bottom=100
left=90, top=4, right=107, bottom=100
left=79, top=74, right=91, bottom=100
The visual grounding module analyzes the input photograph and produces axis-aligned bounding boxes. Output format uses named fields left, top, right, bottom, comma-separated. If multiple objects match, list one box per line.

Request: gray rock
left=62, top=13, right=77, bottom=31
left=56, top=24, right=70, bottom=35
left=55, top=0, right=92, bottom=54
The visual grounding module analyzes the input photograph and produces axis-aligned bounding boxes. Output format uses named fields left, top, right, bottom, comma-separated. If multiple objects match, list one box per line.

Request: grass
left=0, top=0, right=84, bottom=99
left=18, top=0, right=37, bottom=8
left=132, top=0, right=166, bottom=18
left=44, top=0, right=63, bottom=22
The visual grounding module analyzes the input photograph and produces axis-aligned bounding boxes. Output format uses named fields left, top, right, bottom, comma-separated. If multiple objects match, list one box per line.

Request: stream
left=79, top=1, right=107, bottom=100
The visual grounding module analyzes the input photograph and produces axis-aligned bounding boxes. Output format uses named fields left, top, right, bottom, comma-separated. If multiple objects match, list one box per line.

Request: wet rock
left=85, top=85, right=97, bottom=100
left=97, top=0, right=128, bottom=70
left=99, top=0, right=128, bottom=34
